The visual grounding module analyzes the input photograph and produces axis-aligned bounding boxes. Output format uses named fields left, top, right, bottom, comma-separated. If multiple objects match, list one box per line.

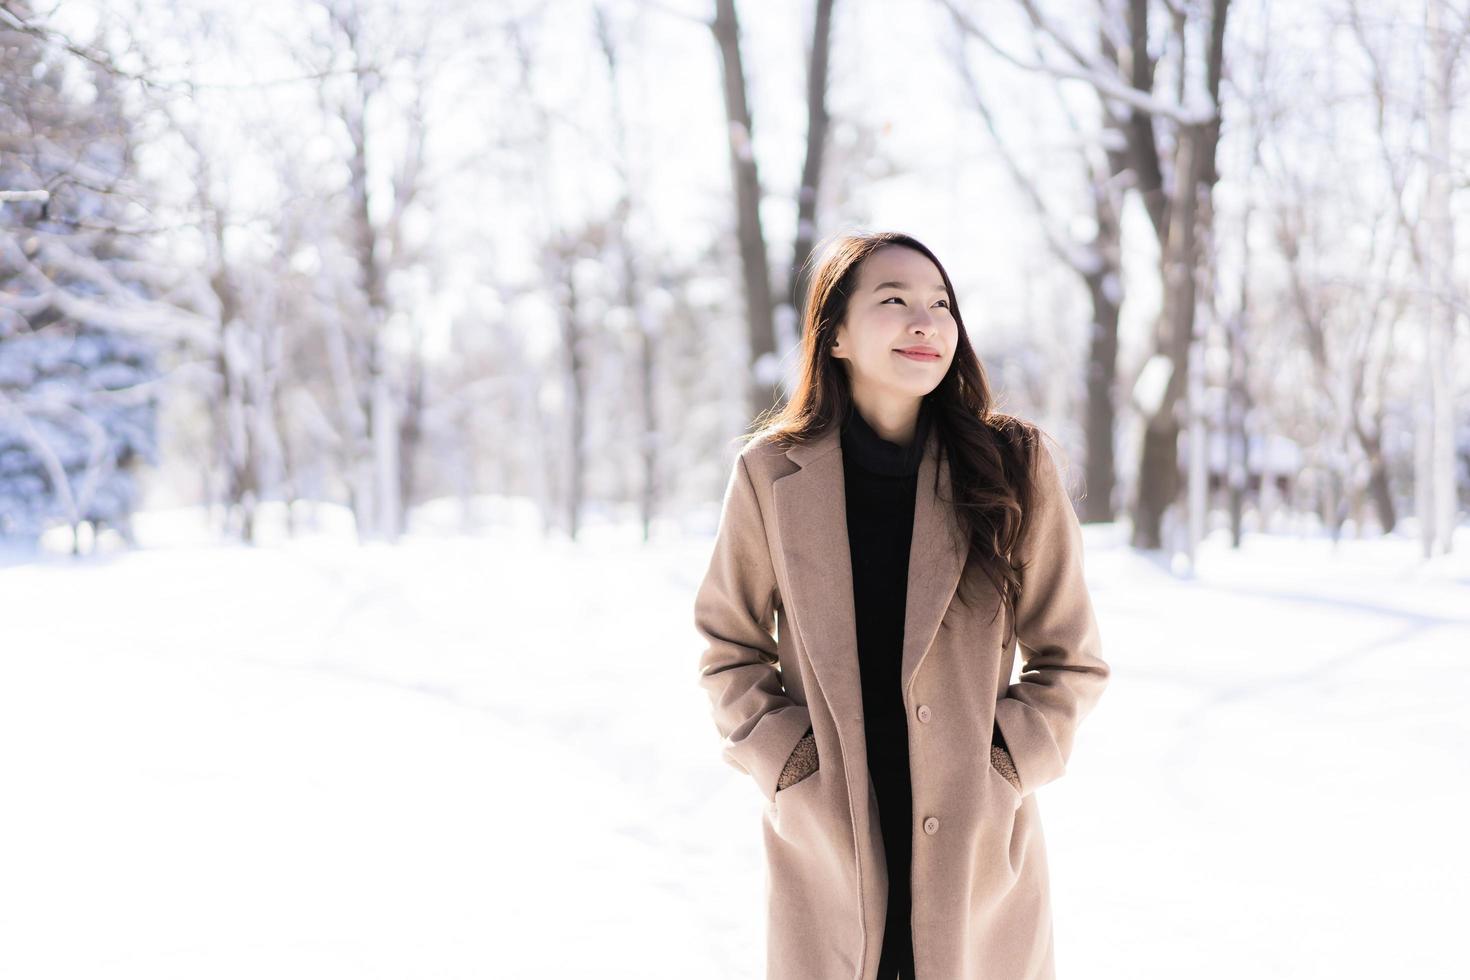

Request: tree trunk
left=560, top=253, right=587, bottom=541
left=711, top=0, right=778, bottom=421
left=1081, top=268, right=1120, bottom=523
left=786, top=0, right=837, bottom=331
left=1423, top=0, right=1458, bottom=555
left=1129, top=0, right=1231, bottom=553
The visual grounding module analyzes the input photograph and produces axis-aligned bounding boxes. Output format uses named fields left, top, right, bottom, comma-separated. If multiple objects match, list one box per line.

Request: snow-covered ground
left=2, top=503, right=1467, bottom=979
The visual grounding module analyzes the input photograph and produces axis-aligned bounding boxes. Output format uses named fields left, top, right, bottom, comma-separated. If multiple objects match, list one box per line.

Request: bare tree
left=261, top=0, right=453, bottom=543
left=786, top=0, right=838, bottom=325
left=1346, top=0, right=1466, bottom=555
left=940, top=0, right=1232, bottom=556
left=708, top=0, right=782, bottom=419
left=594, top=3, right=662, bottom=542
left=652, top=0, right=840, bottom=422
left=943, top=4, right=1126, bottom=522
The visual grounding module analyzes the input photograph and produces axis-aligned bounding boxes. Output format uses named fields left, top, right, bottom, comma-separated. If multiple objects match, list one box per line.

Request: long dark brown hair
left=742, top=231, right=1045, bottom=650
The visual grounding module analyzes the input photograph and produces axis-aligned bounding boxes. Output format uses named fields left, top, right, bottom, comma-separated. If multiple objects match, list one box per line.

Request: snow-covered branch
left=0, top=233, right=217, bottom=350
left=939, top=0, right=1218, bottom=126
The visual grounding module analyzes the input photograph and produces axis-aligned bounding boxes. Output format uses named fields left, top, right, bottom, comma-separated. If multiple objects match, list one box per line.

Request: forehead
left=859, top=246, right=945, bottom=291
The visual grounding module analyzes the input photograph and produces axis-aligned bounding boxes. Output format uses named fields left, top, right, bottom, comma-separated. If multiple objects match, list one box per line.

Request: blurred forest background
left=5, top=4, right=1469, bottom=975
left=1, top=0, right=1466, bottom=561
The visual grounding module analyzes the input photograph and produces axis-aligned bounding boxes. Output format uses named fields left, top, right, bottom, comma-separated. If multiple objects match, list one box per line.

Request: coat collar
left=771, top=415, right=971, bottom=744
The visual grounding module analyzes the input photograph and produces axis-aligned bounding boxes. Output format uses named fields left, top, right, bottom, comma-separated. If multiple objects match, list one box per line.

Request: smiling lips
left=894, top=346, right=942, bottom=361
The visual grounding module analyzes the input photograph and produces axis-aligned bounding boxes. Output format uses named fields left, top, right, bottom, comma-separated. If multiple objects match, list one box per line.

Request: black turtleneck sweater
left=840, top=398, right=932, bottom=978
left=841, top=400, right=930, bottom=775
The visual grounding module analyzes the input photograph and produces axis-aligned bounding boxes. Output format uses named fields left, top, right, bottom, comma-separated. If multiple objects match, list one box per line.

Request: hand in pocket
left=776, top=728, right=820, bottom=791
left=989, top=742, right=1022, bottom=792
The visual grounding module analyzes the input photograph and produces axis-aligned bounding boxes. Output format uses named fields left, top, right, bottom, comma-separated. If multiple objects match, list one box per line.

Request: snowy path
left=1, top=511, right=1466, bottom=978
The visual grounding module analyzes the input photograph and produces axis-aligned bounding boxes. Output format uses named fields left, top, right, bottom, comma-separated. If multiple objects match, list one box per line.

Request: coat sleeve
left=993, top=435, right=1110, bottom=798
left=694, top=451, right=814, bottom=803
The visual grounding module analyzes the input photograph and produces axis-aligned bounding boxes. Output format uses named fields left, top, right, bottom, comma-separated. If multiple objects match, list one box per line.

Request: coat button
left=916, top=704, right=932, bottom=723
left=923, top=816, right=939, bottom=835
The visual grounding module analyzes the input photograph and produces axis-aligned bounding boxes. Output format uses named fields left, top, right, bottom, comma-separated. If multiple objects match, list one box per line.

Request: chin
left=886, top=379, right=936, bottom=399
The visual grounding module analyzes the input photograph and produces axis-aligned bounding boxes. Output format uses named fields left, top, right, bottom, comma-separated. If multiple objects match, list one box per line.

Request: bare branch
left=938, top=0, right=1216, bottom=125
left=942, top=12, right=1099, bottom=276
left=634, top=0, right=713, bottom=28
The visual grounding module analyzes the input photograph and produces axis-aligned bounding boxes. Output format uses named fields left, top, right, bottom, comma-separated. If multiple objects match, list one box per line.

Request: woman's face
left=832, top=245, right=958, bottom=406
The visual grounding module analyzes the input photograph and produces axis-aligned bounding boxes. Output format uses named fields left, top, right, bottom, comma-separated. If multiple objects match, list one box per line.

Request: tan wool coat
left=694, top=418, right=1110, bottom=980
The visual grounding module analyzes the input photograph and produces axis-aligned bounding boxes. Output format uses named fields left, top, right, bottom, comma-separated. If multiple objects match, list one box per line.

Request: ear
left=830, top=325, right=847, bottom=360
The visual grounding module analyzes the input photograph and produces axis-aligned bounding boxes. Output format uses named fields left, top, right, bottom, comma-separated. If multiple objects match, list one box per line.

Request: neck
left=847, top=392, right=925, bottom=448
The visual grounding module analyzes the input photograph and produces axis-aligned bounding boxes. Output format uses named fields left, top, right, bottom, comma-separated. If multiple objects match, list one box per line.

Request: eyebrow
left=872, top=280, right=947, bottom=293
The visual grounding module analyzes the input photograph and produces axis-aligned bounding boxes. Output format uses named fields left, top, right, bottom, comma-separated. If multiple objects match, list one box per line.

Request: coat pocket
left=770, top=763, right=826, bottom=842
left=987, top=756, right=1023, bottom=810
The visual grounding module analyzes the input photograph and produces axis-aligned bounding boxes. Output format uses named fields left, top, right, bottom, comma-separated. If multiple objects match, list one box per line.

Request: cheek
left=859, top=323, right=899, bottom=354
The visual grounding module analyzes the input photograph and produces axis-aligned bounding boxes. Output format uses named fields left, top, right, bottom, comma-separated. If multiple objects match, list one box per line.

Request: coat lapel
left=771, top=425, right=862, bottom=735
left=770, top=417, right=969, bottom=749
left=899, top=421, right=971, bottom=698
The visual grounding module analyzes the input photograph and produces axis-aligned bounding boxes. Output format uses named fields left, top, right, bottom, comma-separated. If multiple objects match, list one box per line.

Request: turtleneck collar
left=840, top=397, right=933, bottom=477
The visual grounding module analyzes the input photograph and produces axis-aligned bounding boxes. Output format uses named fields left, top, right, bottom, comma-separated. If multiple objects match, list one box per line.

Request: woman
left=694, top=231, right=1110, bottom=980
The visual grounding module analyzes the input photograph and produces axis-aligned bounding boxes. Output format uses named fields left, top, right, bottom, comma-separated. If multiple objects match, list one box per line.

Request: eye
left=882, top=296, right=950, bottom=309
